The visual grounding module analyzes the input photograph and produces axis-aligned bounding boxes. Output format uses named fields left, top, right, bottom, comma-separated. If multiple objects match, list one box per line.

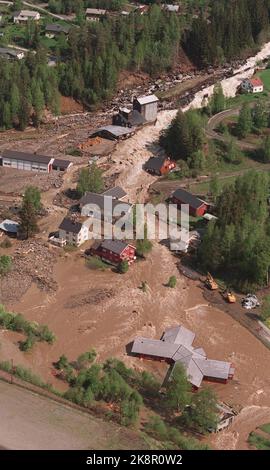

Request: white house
left=241, top=77, right=264, bottom=94
left=13, top=10, right=41, bottom=24
left=58, top=218, right=89, bottom=247
left=85, top=8, right=106, bottom=22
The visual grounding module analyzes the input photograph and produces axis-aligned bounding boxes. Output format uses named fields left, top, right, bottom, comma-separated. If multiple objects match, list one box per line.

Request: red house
left=144, top=155, right=176, bottom=176
left=171, top=188, right=208, bottom=217
left=91, top=240, right=136, bottom=266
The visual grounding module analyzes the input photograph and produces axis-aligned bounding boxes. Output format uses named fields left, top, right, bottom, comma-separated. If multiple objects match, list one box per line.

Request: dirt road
left=0, top=380, right=146, bottom=450
left=104, top=110, right=177, bottom=203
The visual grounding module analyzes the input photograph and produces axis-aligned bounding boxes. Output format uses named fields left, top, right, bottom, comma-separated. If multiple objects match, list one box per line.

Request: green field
left=248, top=431, right=270, bottom=450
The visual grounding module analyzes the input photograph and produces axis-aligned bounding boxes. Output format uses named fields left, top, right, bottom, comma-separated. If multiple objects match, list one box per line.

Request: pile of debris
left=242, top=294, right=260, bottom=310
left=65, top=288, right=115, bottom=309
left=0, top=240, right=57, bottom=303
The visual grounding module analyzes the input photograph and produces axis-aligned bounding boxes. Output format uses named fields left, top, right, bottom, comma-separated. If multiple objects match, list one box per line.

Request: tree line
left=198, top=171, right=270, bottom=291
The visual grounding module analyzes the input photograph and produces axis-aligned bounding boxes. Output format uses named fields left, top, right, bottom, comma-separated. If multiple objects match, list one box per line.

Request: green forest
left=0, top=0, right=270, bottom=129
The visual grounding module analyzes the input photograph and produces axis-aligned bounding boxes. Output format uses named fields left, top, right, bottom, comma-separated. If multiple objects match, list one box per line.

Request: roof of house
left=0, top=219, right=19, bottom=233
left=91, top=125, right=135, bottom=138
left=52, top=158, right=73, bottom=169
left=96, top=239, right=131, bottom=255
left=14, top=10, right=40, bottom=18
left=59, top=218, right=83, bottom=234
left=45, top=24, right=70, bottom=34
left=1, top=149, right=53, bottom=165
left=135, top=94, right=159, bottom=105
left=161, top=325, right=195, bottom=347
left=164, top=4, right=180, bottom=12
left=249, top=77, right=264, bottom=87
left=144, top=156, right=168, bottom=172
left=86, top=8, right=106, bottom=15
left=172, top=188, right=206, bottom=210
left=131, top=325, right=232, bottom=388
left=0, top=47, right=24, bottom=58
left=103, top=186, right=127, bottom=199
left=80, top=192, right=131, bottom=213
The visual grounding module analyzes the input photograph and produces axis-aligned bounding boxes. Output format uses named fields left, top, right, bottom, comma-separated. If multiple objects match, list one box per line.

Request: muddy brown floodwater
left=0, top=242, right=269, bottom=450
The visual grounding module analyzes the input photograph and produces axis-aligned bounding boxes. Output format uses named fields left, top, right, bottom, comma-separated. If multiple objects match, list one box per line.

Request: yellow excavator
left=223, top=290, right=236, bottom=304
left=205, top=273, right=218, bottom=290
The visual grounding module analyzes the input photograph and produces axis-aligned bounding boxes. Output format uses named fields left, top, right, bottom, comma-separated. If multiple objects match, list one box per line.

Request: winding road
left=206, top=107, right=257, bottom=151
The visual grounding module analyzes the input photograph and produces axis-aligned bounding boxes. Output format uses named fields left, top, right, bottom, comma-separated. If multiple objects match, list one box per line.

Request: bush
left=167, top=276, right=177, bottom=288
left=86, top=256, right=109, bottom=271
left=0, top=255, right=12, bottom=276
left=0, top=239, right=12, bottom=249
left=65, top=147, right=82, bottom=157
left=76, top=350, right=97, bottom=370
left=118, top=260, right=129, bottom=274
left=0, top=305, right=55, bottom=351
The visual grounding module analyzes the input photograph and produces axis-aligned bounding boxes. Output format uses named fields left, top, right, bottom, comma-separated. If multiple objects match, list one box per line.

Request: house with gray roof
left=80, top=192, right=132, bottom=221
left=0, top=47, right=25, bottom=60
left=86, top=8, right=107, bottom=21
left=58, top=217, right=89, bottom=246
left=103, top=186, right=127, bottom=201
left=131, top=325, right=234, bottom=389
left=90, top=125, right=136, bottom=141
left=45, top=24, right=70, bottom=39
left=133, top=94, right=159, bottom=122
left=13, top=10, right=41, bottom=24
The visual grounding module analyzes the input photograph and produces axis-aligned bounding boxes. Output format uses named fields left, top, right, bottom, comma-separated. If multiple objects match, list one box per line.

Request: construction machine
left=205, top=273, right=218, bottom=290
left=223, top=290, right=236, bottom=304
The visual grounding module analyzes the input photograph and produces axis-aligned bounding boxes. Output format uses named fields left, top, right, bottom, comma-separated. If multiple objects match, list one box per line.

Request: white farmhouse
left=13, top=10, right=41, bottom=24
left=58, top=218, right=89, bottom=247
left=241, top=77, right=264, bottom=93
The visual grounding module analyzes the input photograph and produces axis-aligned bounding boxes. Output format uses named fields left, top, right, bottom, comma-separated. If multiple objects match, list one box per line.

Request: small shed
left=0, top=219, right=19, bottom=236
left=133, top=94, right=159, bottom=122
left=52, top=159, right=73, bottom=172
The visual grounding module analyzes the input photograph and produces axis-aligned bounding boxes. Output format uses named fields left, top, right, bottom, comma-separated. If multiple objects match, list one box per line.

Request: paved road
left=22, top=1, right=77, bottom=23
left=206, top=107, right=257, bottom=150
left=0, top=380, right=146, bottom=450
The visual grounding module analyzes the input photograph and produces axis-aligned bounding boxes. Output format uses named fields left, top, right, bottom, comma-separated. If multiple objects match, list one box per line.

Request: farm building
left=58, top=217, right=89, bottom=247
left=133, top=94, right=159, bottom=122
left=52, top=159, right=73, bottom=172
left=0, top=150, right=72, bottom=174
left=79, top=192, right=132, bottom=220
left=91, top=240, right=136, bottom=266
left=211, top=403, right=237, bottom=433
left=112, top=108, right=146, bottom=128
left=241, top=77, right=264, bottom=93
left=144, top=155, right=176, bottom=176
left=90, top=125, right=135, bottom=141
left=171, top=188, right=208, bottom=217
left=0, top=219, right=19, bottom=237
left=0, top=47, right=25, bottom=60
left=86, top=8, right=106, bottom=21
left=45, top=24, right=70, bottom=38
left=131, top=325, right=234, bottom=389
left=13, top=10, right=40, bottom=24
left=0, top=150, right=54, bottom=173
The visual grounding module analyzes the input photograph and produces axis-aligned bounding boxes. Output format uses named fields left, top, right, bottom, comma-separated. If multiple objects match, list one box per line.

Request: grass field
left=248, top=431, right=270, bottom=450
left=259, top=423, right=270, bottom=434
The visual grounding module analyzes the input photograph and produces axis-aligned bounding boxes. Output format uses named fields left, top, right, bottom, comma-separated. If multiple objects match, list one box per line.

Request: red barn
left=91, top=240, right=136, bottom=266
left=144, top=155, right=176, bottom=176
left=171, top=188, right=208, bottom=217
